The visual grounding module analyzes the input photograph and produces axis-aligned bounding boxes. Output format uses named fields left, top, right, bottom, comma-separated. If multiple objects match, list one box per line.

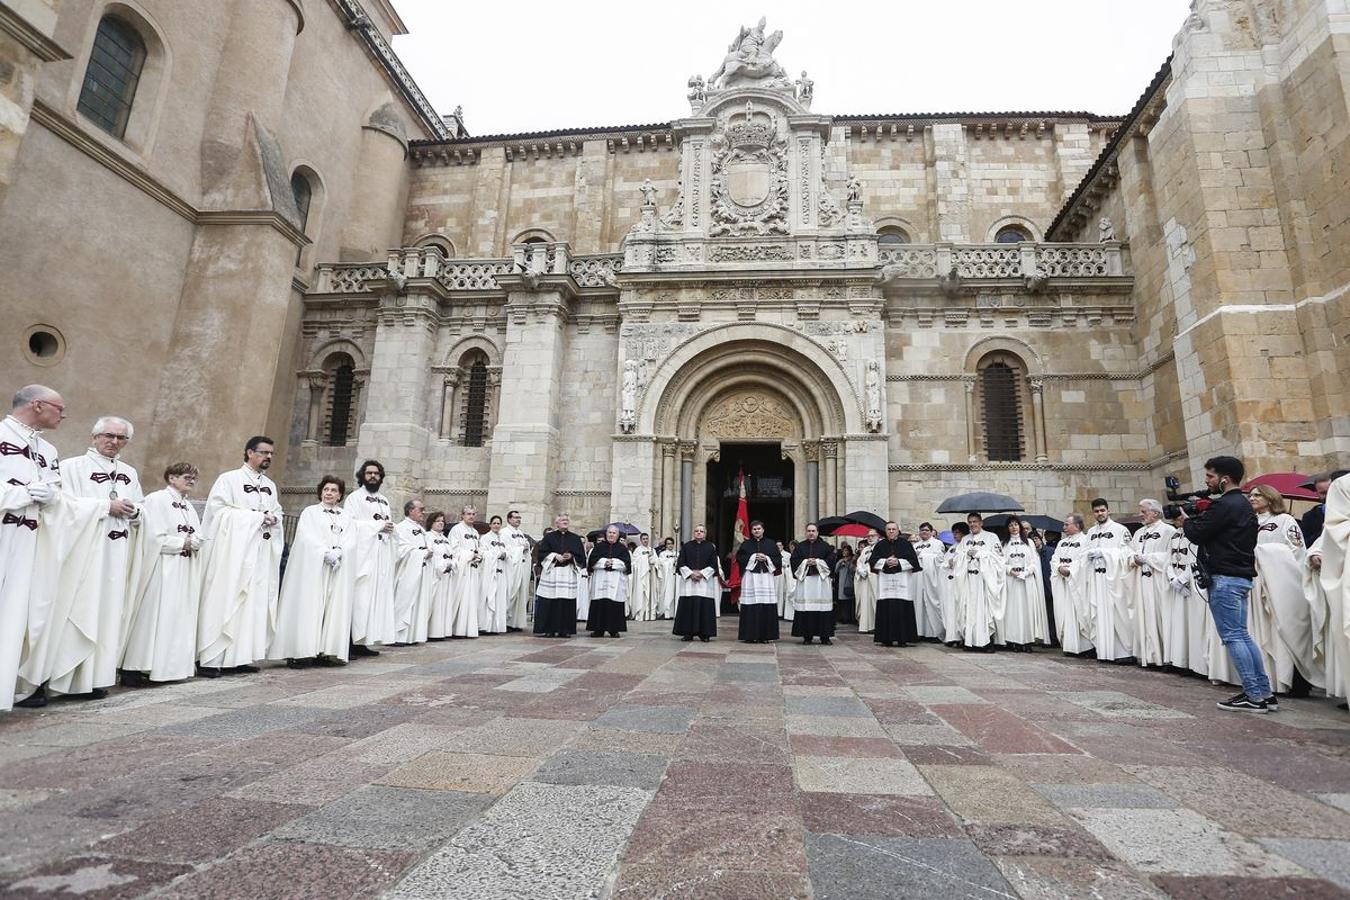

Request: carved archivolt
left=701, top=391, right=801, bottom=440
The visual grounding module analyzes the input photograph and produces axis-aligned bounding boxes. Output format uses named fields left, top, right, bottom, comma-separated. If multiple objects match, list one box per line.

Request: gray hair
left=91, top=416, right=134, bottom=439
left=553, top=513, right=570, bottom=526
left=1139, top=498, right=1163, bottom=515
left=461, top=505, right=476, bottom=515
left=11, top=384, right=58, bottom=409
left=1065, top=513, right=1085, bottom=529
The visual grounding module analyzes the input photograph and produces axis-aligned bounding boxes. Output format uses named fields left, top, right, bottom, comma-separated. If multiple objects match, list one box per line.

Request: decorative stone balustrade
left=877, top=242, right=1124, bottom=280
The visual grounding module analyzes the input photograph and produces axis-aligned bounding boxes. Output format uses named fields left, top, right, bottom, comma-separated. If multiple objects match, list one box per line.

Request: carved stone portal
left=701, top=391, right=800, bottom=440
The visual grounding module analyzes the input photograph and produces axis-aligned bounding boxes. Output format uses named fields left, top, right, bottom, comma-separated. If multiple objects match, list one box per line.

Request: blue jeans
left=1207, top=575, right=1272, bottom=700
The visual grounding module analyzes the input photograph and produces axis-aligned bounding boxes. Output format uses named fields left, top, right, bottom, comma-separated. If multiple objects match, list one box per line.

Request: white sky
left=390, top=0, right=1191, bottom=138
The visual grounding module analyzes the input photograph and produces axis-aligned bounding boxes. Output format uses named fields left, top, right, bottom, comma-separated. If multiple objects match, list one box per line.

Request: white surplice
left=480, top=530, right=510, bottom=634
left=0, top=416, right=52, bottom=710
left=911, top=538, right=946, bottom=640
left=654, top=548, right=678, bottom=619
left=854, top=542, right=877, bottom=633
left=427, top=533, right=452, bottom=638
left=448, top=521, right=481, bottom=638
left=501, top=524, right=533, bottom=629
left=1129, top=521, right=1175, bottom=667
left=1306, top=535, right=1344, bottom=699
left=949, top=532, right=1004, bottom=647
left=343, top=488, right=397, bottom=647
left=778, top=549, right=796, bottom=621
left=629, top=545, right=657, bottom=621
left=197, top=466, right=283, bottom=668
left=269, top=503, right=356, bottom=661
left=121, top=487, right=203, bottom=682
left=1051, top=535, right=1093, bottom=654
left=1164, top=530, right=1207, bottom=674
left=1319, top=479, right=1350, bottom=700
left=392, top=518, right=433, bottom=644
left=999, top=536, right=1050, bottom=646
left=1081, top=520, right=1134, bottom=661
left=940, top=544, right=964, bottom=644
left=55, top=449, right=145, bottom=694
left=1251, top=511, right=1322, bottom=691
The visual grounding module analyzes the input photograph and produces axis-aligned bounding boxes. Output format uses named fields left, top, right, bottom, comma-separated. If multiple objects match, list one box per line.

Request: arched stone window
left=877, top=226, right=910, bottom=245
left=437, top=346, right=500, bottom=446
left=325, top=353, right=356, bottom=446
left=77, top=14, right=146, bottom=139
left=994, top=224, right=1033, bottom=244
left=289, top=166, right=323, bottom=269
left=291, top=171, right=312, bottom=233
left=975, top=351, right=1030, bottom=462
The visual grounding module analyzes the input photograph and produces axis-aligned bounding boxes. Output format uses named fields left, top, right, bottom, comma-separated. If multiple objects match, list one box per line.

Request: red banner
left=728, top=470, right=749, bottom=603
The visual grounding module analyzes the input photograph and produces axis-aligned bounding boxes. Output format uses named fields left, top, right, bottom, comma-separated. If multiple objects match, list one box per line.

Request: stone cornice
left=0, top=4, right=71, bottom=61
left=197, top=210, right=310, bottom=247
left=885, top=351, right=1176, bottom=385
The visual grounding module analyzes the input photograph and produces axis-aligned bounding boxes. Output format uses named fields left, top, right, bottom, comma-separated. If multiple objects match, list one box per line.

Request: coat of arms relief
left=708, top=102, right=790, bottom=237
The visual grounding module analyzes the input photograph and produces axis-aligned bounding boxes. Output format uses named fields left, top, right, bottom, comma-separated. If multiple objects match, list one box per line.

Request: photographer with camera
left=1181, top=456, right=1273, bottom=713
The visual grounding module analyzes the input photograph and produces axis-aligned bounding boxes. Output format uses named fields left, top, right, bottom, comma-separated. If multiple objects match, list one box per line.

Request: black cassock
left=789, top=538, right=837, bottom=641
left=735, top=536, right=781, bottom=643
left=534, top=529, right=585, bottom=636
left=870, top=537, right=921, bottom=646
left=672, top=539, right=721, bottom=639
left=586, top=539, right=631, bottom=636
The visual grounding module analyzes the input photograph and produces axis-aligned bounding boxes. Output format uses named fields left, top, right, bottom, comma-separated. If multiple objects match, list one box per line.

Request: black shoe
left=286, top=658, right=312, bottom=669
left=196, top=666, right=223, bottom=679
left=314, top=655, right=348, bottom=667
left=1266, top=696, right=1279, bottom=711
left=79, top=687, right=110, bottom=700
left=802, top=638, right=813, bottom=645
left=232, top=664, right=260, bottom=674
left=120, top=670, right=148, bottom=688
left=609, top=632, right=621, bottom=638
left=700, top=636, right=711, bottom=642
left=1338, top=701, right=1348, bottom=711
left=1217, top=694, right=1269, bottom=714
left=681, top=636, right=694, bottom=642
left=349, top=644, right=380, bottom=657
left=15, top=685, right=47, bottom=708
left=591, top=632, right=604, bottom=639
left=820, top=638, right=832, bottom=645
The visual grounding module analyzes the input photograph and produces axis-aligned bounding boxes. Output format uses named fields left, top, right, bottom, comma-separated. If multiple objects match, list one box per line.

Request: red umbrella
left=1242, top=473, right=1319, bottom=501
left=829, top=523, right=870, bottom=538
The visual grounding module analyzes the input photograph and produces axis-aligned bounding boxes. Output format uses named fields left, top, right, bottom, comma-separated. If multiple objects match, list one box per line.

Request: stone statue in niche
left=1098, top=216, right=1116, bottom=243
left=865, top=359, right=883, bottom=433
left=640, top=178, right=658, bottom=209
left=687, top=75, right=707, bottom=111
left=796, top=71, right=814, bottom=109
left=619, top=359, right=638, bottom=434
left=709, top=17, right=791, bottom=90
left=846, top=176, right=862, bottom=204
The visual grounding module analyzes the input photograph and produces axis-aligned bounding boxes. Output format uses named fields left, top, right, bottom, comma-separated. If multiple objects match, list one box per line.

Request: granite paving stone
left=611, top=865, right=811, bottom=899
left=157, top=841, right=416, bottom=900
left=919, top=764, right=1071, bottom=826
left=3, top=856, right=192, bottom=899
left=441, top=716, right=583, bottom=756
left=1032, top=782, right=1179, bottom=809
left=1122, top=765, right=1350, bottom=838
left=388, top=781, right=651, bottom=900
left=1071, top=808, right=1309, bottom=876
left=800, top=792, right=963, bottom=837
left=1258, top=838, right=1350, bottom=889
left=806, top=833, right=1017, bottom=899
left=531, top=749, right=669, bottom=789
left=963, top=823, right=1115, bottom=858
left=794, top=755, right=932, bottom=796
left=377, top=750, right=538, bottom=795
left=270, top=784, right=491, bottom=850
left=622, top=805, right=809, bottom=871
left=93, top=797, right=308, bottom=862
left=595, top=704, right=697, bottom=733
left=993, top=857, right=1169, bottom=900
left=786, top=714, right=890, bottom=738
left=1149, top=874, right=1350, bottom=899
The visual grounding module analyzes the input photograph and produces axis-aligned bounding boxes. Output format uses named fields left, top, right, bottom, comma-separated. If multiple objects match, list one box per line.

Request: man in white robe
left=448, top=505, right=482, bottom=638
left=270, top=476, right=355, bottom=666
left=1310, top=472, right=1350, bottom=708
left=479, top=515, right=510, bottom=634
left=777, top=541, right=796, bottom=622
left=629, top=533, right=657, bottom=622
left=1129, top=500, right=1175, bottom=667
left=1164, top=511, right=1209, bottom=676
left=1052, top=514, right=1093, bottom=655
left=1082, top=499, right=1135, bottom=662
left=941, top=523, right=969, bottom=645
left=343, top=459, right=397, bottom=656
left=4, top=386, right=100, bottom=710
left=948, top=514, right=1004, bottom=649
left=1250, top=490, right=1322, bottom=695
left=855, top=530, right=879, bottom=634
left=51, top=417, right=144, bottom=699
left=392, top=499, right=433, bottom=644
left=911, top=524, right=946, bottom=641
left=655, top=537, right=678, bottom=620
left=121, top=463, right=204, bottom=684
left=197, top=436, right=283, bottom=676
left=999, top=520, right=1050, bottom=650
left=502, top=510, right=533, bottom=630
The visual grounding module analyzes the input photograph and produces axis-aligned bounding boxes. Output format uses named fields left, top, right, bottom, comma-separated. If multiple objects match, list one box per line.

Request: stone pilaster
left=931, top=123, right=970, bottom=243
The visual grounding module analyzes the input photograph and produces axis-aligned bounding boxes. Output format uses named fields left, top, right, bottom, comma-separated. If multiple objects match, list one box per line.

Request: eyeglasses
left=96, top=433, right=130, bottom=441
left=37, top=399, right=65, bottom=413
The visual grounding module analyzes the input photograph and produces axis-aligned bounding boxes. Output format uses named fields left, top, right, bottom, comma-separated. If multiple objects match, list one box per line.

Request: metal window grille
left=77, top=17, right=146, bottom=139
left=462, top=360, right=488, bottom=447
left=327, top=364, right=354, bottom=446
left=981, top=362, right=1025, bottom=461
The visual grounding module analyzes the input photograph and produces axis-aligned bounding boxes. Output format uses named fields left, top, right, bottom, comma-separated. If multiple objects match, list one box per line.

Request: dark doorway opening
left=706, top=442, right=795, bottom=556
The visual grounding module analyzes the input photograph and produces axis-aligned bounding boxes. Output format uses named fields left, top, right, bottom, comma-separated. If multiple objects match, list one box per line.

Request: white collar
left=86, top=447, right=120, bottom=464
left=3, top=415, right=38, bottom=439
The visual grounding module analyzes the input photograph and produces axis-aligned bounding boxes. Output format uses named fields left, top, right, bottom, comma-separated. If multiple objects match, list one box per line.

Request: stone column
left=303, top=371, right=327, bottom=443
left=1029, top=377, right=1049, bottom=463
left=931, top=123, right=971, bottom=243
left=964, top=379, right=979, bottom=463
left=843, top=437, right=890, bottom=513
left=679, top=441, right=696, bottom=542
left=660, top=440, right=676, bottom=540
left=804, top=441, right=820, bottom=523
left=822, top=439, right=838, bottom=518
left=437, top=369, right=460, bottom=441
left=339, top=105, right=410, bottom=262
left=485, top=270, right=576, bottom=535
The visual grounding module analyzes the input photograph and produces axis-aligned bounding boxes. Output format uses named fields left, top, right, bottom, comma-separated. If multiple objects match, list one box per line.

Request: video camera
left=1164, top=475, right=1217, bottom=519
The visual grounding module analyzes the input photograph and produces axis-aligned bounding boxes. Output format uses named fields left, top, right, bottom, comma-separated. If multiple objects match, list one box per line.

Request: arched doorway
left=697, top=389, right=801, bottom=550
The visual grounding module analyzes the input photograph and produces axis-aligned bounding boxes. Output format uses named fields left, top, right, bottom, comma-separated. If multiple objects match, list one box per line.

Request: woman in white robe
left=121, top=463, right=205, bottom=684
left=426, top=513, right=453, bottom=639
left=1249, top=485, right=1323, bottom=695
left=998, top=516, right=1050, bottom=650
left=655, top=539, right=678, bottom=620
left=270, top=476, right=356, bottom=667
left=911, top=526, right=947, bottom=641
left=854, top=533, right=878, bottom=634
left=479, top=516, right=510, bottom=635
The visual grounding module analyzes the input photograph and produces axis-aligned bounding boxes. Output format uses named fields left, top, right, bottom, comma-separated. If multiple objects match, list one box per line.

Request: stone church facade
left=3, top=1, right=1348, bottom=543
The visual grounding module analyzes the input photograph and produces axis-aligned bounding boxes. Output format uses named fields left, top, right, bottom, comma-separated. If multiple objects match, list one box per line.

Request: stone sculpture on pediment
left=709, top=18, right=792, bottom=91
left=702, top=392, right=799, bottom=440
left=1098, top=216, right=1116, bottom=243
left=795, top=71, right=814, bottom=109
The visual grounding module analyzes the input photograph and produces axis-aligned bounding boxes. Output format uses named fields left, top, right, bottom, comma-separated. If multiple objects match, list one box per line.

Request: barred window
left=978, top=355, right=1027, bottom=461
left=461, top=355, right=489, bottom=447
left=77, top=16, right=146, bottom=139
left=327, top=359, right=355, bottom=446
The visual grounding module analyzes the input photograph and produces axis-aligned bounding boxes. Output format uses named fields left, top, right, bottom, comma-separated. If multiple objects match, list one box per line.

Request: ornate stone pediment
left=702, top=391, right=800, bottom=439
left=708, top=102, right=789, bottom=237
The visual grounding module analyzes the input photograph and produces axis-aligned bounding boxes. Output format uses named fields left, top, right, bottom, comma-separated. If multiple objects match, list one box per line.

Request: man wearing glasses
left=2, top=385, right=68, bottom=711
left=42, top=416, right=144, bottom=701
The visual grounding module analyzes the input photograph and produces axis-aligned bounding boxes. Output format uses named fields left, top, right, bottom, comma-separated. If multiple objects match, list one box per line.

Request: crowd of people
left=3, top=383, right=1347, bottom=717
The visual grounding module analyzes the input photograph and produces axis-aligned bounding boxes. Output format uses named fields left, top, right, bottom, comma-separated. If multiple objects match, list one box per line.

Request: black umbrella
left=843, top=510, right=888, bottom=532
left=935, top=492, right=1024, bottom=514
left=586, top=528, right=605, bottom=543
left=816, top=516, right=852, bottom=536
left=984, top=513, right=1064, bottom=532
